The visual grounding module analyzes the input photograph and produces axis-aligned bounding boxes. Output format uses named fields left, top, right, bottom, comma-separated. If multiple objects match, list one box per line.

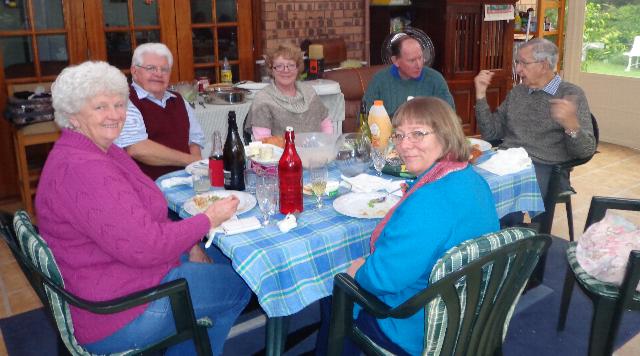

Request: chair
left=8, top=82, right=60, bottom=218
left=557, top=196, right=640, bottom=356
left=327, top=228, right=551, bottom=355
left=624, top=36, right=640, bottom=71
left=6, top=210, right=213, bottom=356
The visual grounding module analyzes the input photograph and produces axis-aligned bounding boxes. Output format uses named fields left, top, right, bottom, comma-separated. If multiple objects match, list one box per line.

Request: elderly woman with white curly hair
left=35, top=61, right=250, bottom=356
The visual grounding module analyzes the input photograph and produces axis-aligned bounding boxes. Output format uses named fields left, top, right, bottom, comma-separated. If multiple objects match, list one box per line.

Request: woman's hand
left=347, top=257, right=366, bottom=277
left=188, top=245, right=212, bottom=263
left=204, top=196, right=239, bottom=228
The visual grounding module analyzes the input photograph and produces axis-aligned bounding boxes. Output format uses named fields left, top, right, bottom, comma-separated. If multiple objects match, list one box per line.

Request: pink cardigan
left=35, top=129, right=210, bottom=343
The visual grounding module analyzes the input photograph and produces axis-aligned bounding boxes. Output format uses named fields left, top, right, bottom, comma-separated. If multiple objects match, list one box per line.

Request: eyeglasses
left=135, top=64, right=171, bottom=74
left=390, top=130, right=434, bottom=144
left=272, top=63, right=297, bottom=72
left=514, top=59, right=543, bottom=66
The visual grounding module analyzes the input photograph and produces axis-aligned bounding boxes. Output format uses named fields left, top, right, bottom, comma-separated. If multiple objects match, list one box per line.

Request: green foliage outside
left=582, top=1, right=640, bottom=73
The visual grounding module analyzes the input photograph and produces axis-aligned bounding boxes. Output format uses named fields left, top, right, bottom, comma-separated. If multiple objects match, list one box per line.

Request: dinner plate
left=303, top=180, right=340, bottom=197
left=333, top=192, right=400, bottom=219
left=236, top=82, right=269, bottom=91
left=185, top=159, right=209, bottom=175
left=248, top=144, right=284, bottom=166
left=468, top=138, right=492, bottom=152
left=183, top=190, right=257, bottom=216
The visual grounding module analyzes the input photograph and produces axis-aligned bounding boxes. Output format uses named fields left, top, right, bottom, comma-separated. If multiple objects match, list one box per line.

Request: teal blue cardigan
left=355, top=165, right=499, bottom=355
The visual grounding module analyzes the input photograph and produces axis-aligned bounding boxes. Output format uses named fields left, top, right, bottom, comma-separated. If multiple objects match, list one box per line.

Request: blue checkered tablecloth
left=157, top=158, right=543, bottom=317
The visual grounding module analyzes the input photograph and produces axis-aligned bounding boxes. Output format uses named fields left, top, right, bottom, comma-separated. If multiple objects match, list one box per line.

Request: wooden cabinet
left=515, top=0, right=566, bottom=68
left=368, top=0, right=516, bottom=135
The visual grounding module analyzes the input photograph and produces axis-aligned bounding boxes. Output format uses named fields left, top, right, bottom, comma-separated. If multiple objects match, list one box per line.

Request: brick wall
left=261, top=0, right=366, bottom=61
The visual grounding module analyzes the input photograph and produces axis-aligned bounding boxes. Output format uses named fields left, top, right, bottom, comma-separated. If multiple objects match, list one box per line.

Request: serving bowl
left=204, top=86, right=248, bottom=104
left=335, top=133, right=372, bottom=177
left=295, top=132, right=338, bottom=169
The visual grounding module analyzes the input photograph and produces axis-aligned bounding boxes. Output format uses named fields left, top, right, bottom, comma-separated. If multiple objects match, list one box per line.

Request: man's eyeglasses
left=390, top=130, right=434, bottom=144
left=272, top=63, right=297, bottom=72
left=135, top=64, right=171, bottom=74
left=514, top=59, right=543, bottom=66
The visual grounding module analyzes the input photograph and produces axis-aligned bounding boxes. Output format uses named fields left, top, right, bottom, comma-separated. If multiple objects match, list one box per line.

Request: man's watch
left=565, top=128, right=579, bottom=139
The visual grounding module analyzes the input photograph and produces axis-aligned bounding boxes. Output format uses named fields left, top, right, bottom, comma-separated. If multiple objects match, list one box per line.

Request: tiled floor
left=0, top=142, right=638, bottom=355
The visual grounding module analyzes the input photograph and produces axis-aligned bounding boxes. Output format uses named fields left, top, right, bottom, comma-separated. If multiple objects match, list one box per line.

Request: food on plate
left=193, top=194, right=224, bottom=211
left=259, top=146, right=274, bottom=160
left=261, top=135, right=285, bottom=148
left=469, top=145, right=482, bottom=163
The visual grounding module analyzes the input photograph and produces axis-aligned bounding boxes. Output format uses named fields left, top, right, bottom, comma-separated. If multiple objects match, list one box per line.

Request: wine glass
left=309, top=160, right=328, bottom=209
left=371, top=147, right=387, bottom=176
left=256, top=175, right=278, bottom=225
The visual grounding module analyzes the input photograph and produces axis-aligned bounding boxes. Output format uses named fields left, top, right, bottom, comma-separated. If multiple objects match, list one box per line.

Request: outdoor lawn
left=582, top=61, right=640, bottom=78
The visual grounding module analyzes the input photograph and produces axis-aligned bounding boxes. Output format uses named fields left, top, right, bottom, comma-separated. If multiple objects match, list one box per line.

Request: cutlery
left=371, top=186, right=403, bottom=204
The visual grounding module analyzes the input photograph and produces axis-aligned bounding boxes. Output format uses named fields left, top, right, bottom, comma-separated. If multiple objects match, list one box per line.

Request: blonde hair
left=392, top=97, right=470, bottom=162
left=264, top=43, right=305, bottom=77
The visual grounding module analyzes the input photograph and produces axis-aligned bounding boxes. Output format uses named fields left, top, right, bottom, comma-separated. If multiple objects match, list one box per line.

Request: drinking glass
left=192, top=167, right=210, bottom=193
left=309, top=160, right=328, bottom=209
left=256, top=175, right=278, bottom=225
left=371, top=147, right=387, bottom=176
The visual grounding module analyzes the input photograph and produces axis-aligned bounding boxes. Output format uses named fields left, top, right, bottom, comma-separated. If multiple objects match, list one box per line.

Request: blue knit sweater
left=355, top=165, right=499, bottom=355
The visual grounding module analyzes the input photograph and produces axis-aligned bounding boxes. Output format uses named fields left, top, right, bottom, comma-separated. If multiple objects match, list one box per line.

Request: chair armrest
left=585, top=196, right=640, bottom=230
left=333, top=273, right=391, bottom=317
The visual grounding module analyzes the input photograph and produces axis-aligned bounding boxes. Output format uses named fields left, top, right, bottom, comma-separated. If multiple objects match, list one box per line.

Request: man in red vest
left=115, top=43, right=205, bottom=181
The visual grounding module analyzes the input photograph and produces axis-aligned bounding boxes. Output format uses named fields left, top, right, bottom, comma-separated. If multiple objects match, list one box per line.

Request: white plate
left=333, top=192, right=400, bottom=219
left=248, top=144, right=284, bottom=166
left=185, top=159, right=209, bottom=175
left=303, top=180, right=340, bottom=196
left=184, top=190, right=257, bottom=216
left=468, top=138, right=492, bottom=152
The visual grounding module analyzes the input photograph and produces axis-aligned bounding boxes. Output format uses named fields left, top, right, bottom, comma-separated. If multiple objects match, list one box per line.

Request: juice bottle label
left=221, top=70, right=232, bottom=84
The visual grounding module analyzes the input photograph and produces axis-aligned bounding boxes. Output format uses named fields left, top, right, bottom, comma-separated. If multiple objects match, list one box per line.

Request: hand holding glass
left=309, top=161, right=328, bottom=209
left=256, top=176, right=278, bottom=225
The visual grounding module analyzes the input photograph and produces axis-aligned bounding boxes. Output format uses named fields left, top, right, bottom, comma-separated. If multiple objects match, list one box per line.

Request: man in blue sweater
left=363, top=34, right=455, bottom=115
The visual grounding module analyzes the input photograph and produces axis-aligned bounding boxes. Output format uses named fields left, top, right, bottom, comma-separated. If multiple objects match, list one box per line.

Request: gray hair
left=519, top=38, right=559, bottom=69
left=131, top=42, right=173, bottom=67
left=51, top=61, right=129, bottom=128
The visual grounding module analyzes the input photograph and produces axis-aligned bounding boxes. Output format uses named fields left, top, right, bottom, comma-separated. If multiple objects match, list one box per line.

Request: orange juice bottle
left=368, top=100, right=392, bottom=150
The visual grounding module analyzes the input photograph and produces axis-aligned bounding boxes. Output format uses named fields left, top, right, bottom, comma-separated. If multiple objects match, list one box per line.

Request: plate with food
left=183, top=190, right=257, bottom=216
left=467, top=137, right=492, bottom=152
left=185, top=159, right=209, bottom=175
left=246, top=142, right=284, bottom=166
left=303, top=180, right=340, bottom=197
left=333, top=192, right=400, bottom=219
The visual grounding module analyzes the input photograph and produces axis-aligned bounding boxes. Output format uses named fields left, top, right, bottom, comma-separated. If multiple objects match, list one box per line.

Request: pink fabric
left=576, top=211, right=640, bottom=291
left=252, top=126, right=272, bottom=140
left=369, top=158, right=468, bottom=252
left=320, top=117, right=333, bottom=135
left=35, top=129, right=210, bottom=343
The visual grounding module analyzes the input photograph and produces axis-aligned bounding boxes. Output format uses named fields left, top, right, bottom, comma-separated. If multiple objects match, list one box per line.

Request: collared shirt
left=114, top=82, right=205, bottom=148
left=390, top=64, right=425, bottom=81
left=528, top=74, right=562, bottom=95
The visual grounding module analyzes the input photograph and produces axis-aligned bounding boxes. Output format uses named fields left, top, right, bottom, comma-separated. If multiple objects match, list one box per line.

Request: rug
left=1, top=237, right=639, bottom=355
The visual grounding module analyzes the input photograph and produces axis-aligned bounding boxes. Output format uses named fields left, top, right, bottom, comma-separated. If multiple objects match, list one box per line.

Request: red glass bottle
left=209, top=130, right=224, bottom=187
left=278, top=126, right=303, bottom=214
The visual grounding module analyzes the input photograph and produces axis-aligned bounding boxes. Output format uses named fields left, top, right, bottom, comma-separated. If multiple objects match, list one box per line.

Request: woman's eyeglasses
left=272, top=64, right=297, bottom=72
left=135, top=64, right=171, bottom=74
left=390, top=130, right=434, bottom=144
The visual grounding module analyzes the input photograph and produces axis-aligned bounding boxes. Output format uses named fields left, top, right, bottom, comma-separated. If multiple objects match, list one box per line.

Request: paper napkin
left=160, top=176, right=192, bottom=189
left=476, top=147, right=532, bottom=176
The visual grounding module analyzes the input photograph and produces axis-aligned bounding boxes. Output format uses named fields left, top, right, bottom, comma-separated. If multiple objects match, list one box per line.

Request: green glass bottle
left=358, top=100, right=372, bottom=142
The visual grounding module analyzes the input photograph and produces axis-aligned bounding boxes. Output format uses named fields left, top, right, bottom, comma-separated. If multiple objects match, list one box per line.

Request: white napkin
left=205, top=216, right=262, bottom=248
left=160, top=176, right=192, bottom=189
left=277, top=214, right=298, bottom=233
left=341, top=173, right=404, bottom=195
left=477, top=147, right=532, bottom=176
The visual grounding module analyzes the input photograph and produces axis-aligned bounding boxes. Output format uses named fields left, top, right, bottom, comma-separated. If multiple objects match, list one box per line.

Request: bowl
left=335, top=133, right=372, bottom=177
left=204, top=86, right=248, bottom=104
left=294, top=132, right=338, bottom=169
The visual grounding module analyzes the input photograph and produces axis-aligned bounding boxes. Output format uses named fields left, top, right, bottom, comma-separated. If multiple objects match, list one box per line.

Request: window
left=581, top=0, right=640, bottom=78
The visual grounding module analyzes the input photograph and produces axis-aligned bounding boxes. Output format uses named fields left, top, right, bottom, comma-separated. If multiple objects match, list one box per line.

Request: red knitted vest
left=129, top=86, right=191, bottom=180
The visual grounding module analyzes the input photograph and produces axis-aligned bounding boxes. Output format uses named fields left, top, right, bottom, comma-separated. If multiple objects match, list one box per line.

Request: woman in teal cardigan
left=321, top=97, right=500, bottom=356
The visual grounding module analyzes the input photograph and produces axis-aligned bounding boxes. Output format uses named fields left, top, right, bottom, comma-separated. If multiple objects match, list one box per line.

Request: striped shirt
left=528, top=74, right=562, bottom=95
left=115, top=82, right=205, bottom=148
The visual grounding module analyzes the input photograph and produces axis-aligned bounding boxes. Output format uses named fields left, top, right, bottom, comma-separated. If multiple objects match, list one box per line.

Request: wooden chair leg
left=557, top=266, right=576, bottom=331
left=588, top=297, right=617, bottom=356
left=565, top=199, right=575, bottom=242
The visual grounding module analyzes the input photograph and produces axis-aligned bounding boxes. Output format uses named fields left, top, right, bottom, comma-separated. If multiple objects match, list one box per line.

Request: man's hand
left=347, top=257, right=366, bottom=277
left=204, top=196, right=240, bottom=227
left=474, top=70, right=495, bottom=100
left=188, top=244, right=212, bottom=263
left=549, top=96, right=580, bottom=131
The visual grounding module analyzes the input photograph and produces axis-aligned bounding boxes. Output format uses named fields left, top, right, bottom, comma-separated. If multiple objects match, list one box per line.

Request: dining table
left=156, top=152, right=544, bottom=355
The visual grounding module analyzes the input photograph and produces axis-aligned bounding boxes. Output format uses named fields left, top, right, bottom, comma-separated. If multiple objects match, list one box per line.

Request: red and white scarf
left=369, top=158, right=468, bottom=253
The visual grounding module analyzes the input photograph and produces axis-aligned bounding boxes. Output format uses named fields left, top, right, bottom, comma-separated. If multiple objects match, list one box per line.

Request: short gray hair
left=51, top=61, right=129, bottom=128
left=519, top=38, right=559, bottom=69
left=131, top=42, right=173, bottom=67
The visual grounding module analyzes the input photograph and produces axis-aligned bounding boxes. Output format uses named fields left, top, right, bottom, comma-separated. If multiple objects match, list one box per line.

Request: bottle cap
left=285, top=126, right=293, bottom=132
left=374, top=100, right=384, bottom=106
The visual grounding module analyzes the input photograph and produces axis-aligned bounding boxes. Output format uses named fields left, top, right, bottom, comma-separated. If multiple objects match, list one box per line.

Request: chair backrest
left=12, top=211, right=122, bottom=356
left=422, top=227, right=549, bottom=356
left=629, top=36, right=640, bottom=55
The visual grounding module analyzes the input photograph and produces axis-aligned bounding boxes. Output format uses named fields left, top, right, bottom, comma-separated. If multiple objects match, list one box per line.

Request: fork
left=371, top=186, right=403, bottom=204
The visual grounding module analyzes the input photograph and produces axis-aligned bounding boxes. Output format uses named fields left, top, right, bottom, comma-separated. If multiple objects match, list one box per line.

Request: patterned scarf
left=369, top=158, right=469, bottom=253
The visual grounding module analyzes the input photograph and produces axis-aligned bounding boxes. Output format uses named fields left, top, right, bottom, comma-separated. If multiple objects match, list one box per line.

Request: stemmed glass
left=256, top=175, right=278, bottom=225
left=371, top=146, right=388, bottom=177
left=309, top=160, right=328, bottom=209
